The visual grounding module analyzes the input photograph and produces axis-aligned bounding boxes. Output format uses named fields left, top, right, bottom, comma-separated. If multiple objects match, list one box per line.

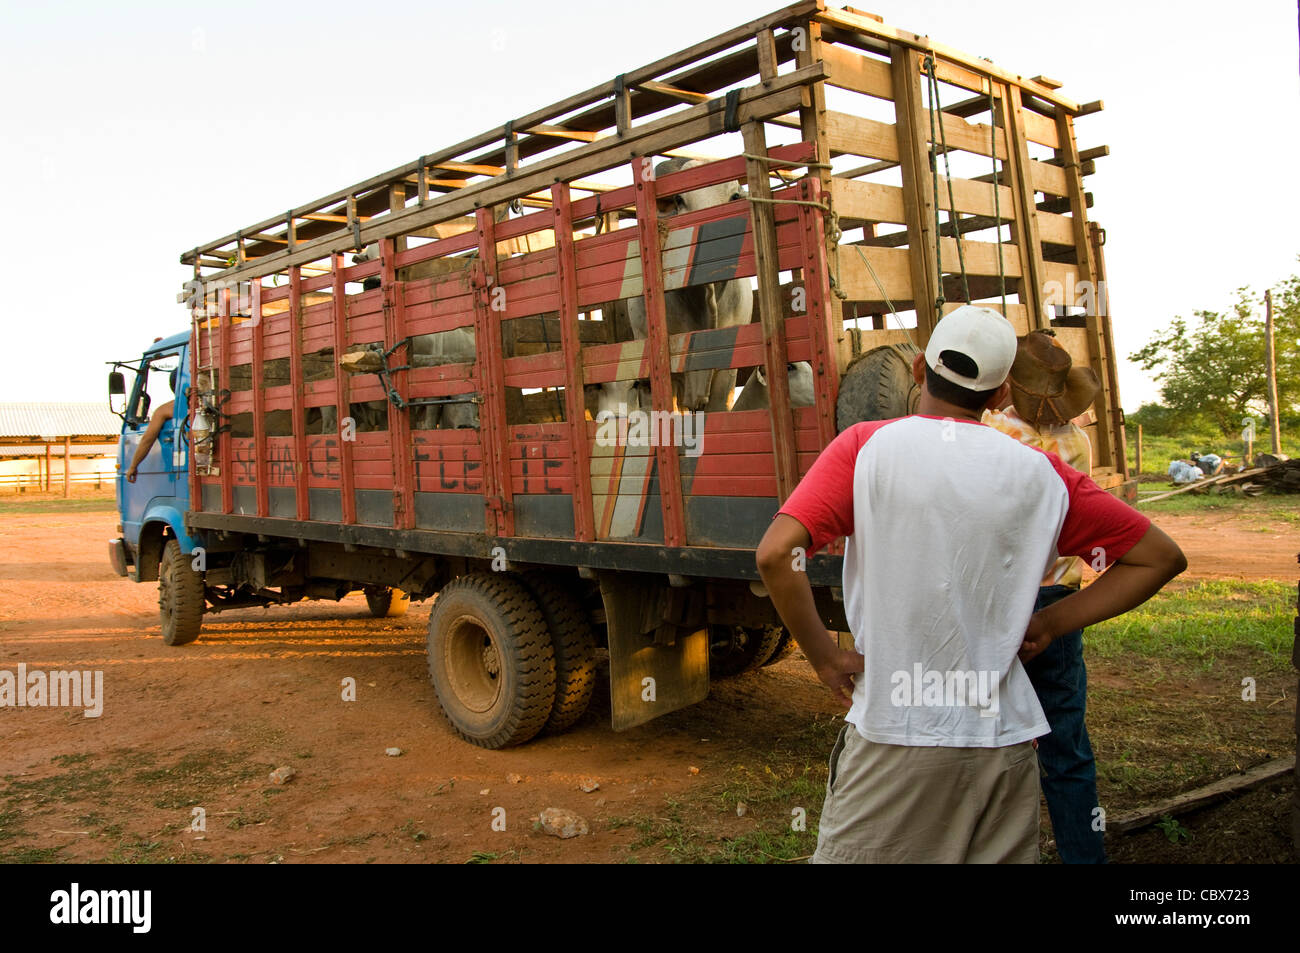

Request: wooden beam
left=1108, top=757, right=1295, bottom=833
left=634, top=79, right=711, bottom=104
left=632, top=157, right=685, bottom=547
left=889, top=42, right=938, bottom=343
left=742, top=122, right=798, bottom=502
left=1002, top=85, right=1047, bottom=329
left=551, top=182, right=595, bottom=543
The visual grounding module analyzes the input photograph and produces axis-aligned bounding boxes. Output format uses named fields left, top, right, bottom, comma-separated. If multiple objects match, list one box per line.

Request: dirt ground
left=0, top=505, right=1294, bottom=864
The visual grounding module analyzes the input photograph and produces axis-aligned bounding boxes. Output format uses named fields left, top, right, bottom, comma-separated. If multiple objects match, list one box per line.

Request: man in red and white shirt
left=756, top=305, right=1185, bottom=863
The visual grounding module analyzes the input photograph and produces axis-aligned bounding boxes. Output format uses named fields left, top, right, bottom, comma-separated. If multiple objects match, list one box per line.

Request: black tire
left=520, top=570, right=598, bottom=734
left=709, top=624, right=784, bottom=678
left=159, top=538, right=204, bottom=646
left=836, top=343, right=921, bottom=432
left=761, top=627, right=797, bottom=666
left=426, top=573, right=555, bottom=749
left=364, top=586, right=410, bottom=618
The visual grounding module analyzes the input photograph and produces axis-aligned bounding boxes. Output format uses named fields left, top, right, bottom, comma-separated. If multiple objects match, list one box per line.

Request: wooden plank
left=831, top=176, right=906, bottom=224
left=331, top=254, right=356, bottom=524
left=475, top=208, right=513, bottom=537
left=251, top=279, right=269, bottom=517
left=219, top=287, right=233, bottom=515
left=1088, top=221, right=1126, bottom=478
left=889, top=43, right=938, bottom=343
left=743, top=122, right=798, bottom=503
left=823, top=110, right=899, bottom=161
left=1021, top=107, right=1060, bottom=148
left=551, top=182, right=595, bottom=543
left=1109, top=757, right=1295, bottom=832
left=635, top=79, right=710, bottom=104
left=822, top=43, right=892, bottom=99
left=1029, top=159, right=1070, bottom=196
left=798, top=175, right=840, bottom=451
left=1036, top=210, right=1076, bottom=246
left=836, top=243, right=913, bottom=302
left=288, top=267, right=309, bottom=520
left=632, top=157, right=685, bottom=548
left=756, top=27, right=779, bottom=82
left=381, top=239, right=415, bottom=530
left=795, top=15, right=831, bottom=194
left=1003, top=85, right=1047, bottom=329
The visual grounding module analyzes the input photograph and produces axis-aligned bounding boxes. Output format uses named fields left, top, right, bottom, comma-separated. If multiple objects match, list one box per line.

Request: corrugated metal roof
left=0, top=404, right=123, bottom=439
left=0, top=442, right=118, bottom=457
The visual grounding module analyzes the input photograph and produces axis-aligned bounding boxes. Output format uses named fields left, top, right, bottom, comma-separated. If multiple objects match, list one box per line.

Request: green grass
left=0, top=495, right=116, bottom=514
left=1125, top=428, right=1298, bottom=479
left=1136, top=492, right=1299, bottom=521
left=1086, top=581, right=1294, bottom=669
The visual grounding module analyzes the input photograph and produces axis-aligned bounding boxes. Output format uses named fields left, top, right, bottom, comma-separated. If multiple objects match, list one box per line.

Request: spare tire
left=836, top=343, right=921, bottom=432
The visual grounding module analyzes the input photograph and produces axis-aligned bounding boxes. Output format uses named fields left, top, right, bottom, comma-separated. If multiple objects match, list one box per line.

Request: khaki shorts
left=811, top=724, right=1040, bottom=864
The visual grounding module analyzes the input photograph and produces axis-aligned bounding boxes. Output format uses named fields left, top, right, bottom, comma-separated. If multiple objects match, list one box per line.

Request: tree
left=1128, top=271, right=1299, bottom=435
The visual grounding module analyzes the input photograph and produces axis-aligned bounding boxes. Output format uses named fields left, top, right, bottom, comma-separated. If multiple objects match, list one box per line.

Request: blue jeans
left=1025, top=584, right=1106, bottom=864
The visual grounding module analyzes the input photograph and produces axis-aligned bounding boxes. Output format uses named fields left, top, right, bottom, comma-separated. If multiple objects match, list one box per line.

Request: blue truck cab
left=109, top=331, right=203, bottom=582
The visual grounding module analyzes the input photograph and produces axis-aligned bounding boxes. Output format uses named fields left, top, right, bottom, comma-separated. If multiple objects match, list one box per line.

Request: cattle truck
left=107, top=1, right=1131, bottom=748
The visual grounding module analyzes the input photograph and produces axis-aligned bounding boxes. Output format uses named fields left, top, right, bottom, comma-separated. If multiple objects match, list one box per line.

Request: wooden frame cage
left=181, top=0, right=1126, bottom=564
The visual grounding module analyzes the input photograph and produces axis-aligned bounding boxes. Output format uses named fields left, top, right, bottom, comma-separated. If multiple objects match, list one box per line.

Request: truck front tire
left=159, top=538, right=205, bottom=646
left=426, top=573, right=556, bottom=749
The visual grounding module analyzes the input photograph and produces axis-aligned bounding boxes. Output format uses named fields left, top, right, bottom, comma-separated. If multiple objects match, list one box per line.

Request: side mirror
left=108, top=371, right=127, bottom=418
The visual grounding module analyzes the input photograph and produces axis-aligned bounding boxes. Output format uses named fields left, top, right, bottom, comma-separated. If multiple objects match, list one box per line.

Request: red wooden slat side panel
left=306, top=435, right=342, bottom=486
left=412, top=431, right=485, bottom=494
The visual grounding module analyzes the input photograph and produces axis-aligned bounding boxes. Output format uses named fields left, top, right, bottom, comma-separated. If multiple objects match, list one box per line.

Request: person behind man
left=756, top=305, right=1186, bottom=863
left=124, top=369, right=176, bottom=484
left=983, top=329, right=1106, bottom=863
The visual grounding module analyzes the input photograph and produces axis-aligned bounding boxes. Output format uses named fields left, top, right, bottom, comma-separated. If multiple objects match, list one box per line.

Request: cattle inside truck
left=109, top=1, right=1129, bottom=748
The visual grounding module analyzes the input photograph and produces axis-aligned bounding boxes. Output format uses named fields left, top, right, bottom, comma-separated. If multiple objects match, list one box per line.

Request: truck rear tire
left=709, top=624, right=783, bottom=678
left=426, top=573, right=556, bottom=749
left=520, top=570, right=598, bottom=734
left=837, top=343, right=921, bottom=431
left=364, top=586, right=410, bottom=618
left=762, top=627, right=797, bottom=666
left=159, top=538, right=205, bottom=646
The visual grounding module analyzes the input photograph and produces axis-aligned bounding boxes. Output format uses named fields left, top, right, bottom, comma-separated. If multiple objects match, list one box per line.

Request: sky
left=2, top=0, right=1297, bottom=413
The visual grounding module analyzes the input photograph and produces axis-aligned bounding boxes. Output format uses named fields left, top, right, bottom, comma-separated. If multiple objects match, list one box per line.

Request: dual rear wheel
left=425, top=572, right=597, bottom=749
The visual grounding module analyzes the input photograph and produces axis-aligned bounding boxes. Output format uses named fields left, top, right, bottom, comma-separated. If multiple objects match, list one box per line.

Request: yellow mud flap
left=599, top=572, right=709, bottom=731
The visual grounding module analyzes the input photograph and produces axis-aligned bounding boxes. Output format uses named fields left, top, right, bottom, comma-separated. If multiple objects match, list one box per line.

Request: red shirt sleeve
left=1045, top=452, right=1152, bottom=568
left=777, top=421, right=888, bottom=554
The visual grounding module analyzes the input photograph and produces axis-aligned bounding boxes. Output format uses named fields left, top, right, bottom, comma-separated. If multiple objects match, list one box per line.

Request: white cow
left=626, top=158, right=753, bottom=413
left=409, top=329, right=478, bottom=429
left=584, top=380, right=651, bottom=419
left=731, top=362, right=815, bottom=411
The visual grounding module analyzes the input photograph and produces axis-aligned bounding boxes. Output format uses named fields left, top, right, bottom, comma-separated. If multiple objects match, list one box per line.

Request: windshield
left=130, top=353, right=180, bottom=423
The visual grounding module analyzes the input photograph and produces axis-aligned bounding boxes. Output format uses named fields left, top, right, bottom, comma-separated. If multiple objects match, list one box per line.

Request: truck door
left=119, top=348, right=186, bottom=543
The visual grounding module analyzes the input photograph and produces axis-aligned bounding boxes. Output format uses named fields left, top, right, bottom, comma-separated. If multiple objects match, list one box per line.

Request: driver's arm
left=125, top=400, right=175, bottom=483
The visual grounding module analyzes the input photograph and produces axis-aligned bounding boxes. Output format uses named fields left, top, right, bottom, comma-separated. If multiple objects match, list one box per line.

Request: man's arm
left=1019, top=522, right=1186, bottom=661
left=125, top=400, right=174, bottom=483
left=756, top=514, right=863, bottom=707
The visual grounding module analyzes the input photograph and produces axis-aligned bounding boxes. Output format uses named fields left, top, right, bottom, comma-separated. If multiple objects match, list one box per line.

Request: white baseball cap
left=924, top=305, right=1018, bottom=392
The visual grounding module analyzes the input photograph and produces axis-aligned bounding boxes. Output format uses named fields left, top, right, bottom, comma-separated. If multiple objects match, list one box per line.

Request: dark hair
left=924, top=364, right=999, bottom=412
